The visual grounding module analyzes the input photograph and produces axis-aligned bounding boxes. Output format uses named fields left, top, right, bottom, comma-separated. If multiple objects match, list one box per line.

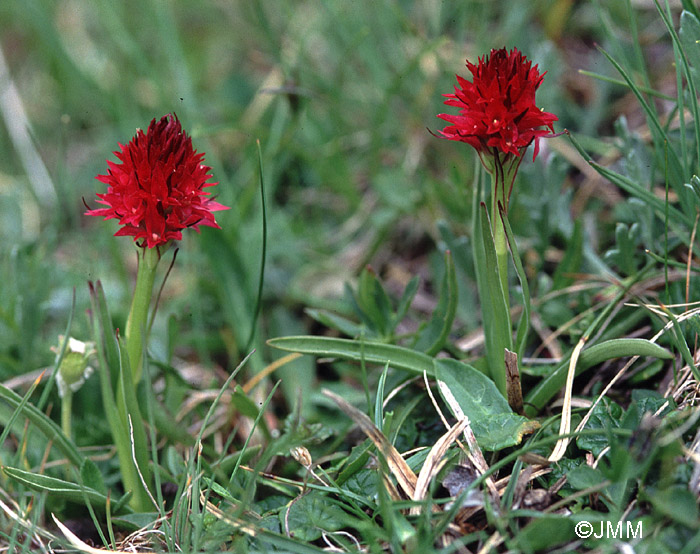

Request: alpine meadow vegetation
left=1, top=2, right=700, bottom=553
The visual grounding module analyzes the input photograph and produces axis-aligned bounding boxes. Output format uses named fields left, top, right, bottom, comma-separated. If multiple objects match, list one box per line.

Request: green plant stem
left=492, top=197, right=510, bottom=313
left=61, top=389, right=72, bottom=441
left=125, top=247, right=160, bottom=383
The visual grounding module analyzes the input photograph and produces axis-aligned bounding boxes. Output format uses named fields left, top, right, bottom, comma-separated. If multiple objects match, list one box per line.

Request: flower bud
left=51, top=336, right=95, bottom=397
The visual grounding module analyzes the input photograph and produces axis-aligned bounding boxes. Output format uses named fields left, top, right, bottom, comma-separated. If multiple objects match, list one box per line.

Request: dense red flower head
left=438, top=47, right=557, bottom=159
left=86, top=114, right=228, bottom=248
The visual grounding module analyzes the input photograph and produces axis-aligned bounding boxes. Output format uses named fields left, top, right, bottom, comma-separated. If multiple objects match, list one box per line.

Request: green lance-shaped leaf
left=116, top=333, right=152, bottom=499
left=357, top=266, right=394, bottom=338
left=2, top=467, right=132, bottom=514
left=0, top=384, right=84, bottom=468
left=267, top=336, right=436, bottom=377
left=413, top=250, right=458, bottom=356
left=392, top=275, right=420, bottom=332
left=500, top=207, right=530, bottom=360
left=476, top=202, right=512, bottom=396
left=89, top=281, right=152, bottom=512
left=524, top=338, right=673, bottom=416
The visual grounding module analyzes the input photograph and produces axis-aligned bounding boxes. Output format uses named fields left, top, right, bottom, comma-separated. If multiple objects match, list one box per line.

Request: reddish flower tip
left=86, top=114, right=229, bottom=248
left=437, top=47, right=558, bottom=160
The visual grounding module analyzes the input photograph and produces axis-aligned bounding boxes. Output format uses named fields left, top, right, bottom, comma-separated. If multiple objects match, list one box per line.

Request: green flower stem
left=125, top=246, right=160, bottom=383
left=61, top=389, right=72, bottom=442
left=492, top=196, right=510, bottom=318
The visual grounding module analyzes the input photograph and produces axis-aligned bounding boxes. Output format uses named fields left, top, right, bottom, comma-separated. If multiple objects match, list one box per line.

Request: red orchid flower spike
left=86, top=114, right=228, bottom=248
left=438, top=47, right=558, bottom=162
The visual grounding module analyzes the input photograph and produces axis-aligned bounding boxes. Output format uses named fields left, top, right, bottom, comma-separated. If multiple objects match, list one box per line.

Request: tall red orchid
left=86, top=114, right=228, bottom=249
left=438, top=47, right=557, bottom=162
left=437, top=49, right=558, bottom=400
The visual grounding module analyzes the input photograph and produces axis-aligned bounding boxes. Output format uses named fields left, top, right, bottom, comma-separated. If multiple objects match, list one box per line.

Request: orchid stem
left=125, top=246, right=160, bottom=383
left=491, top=169, right=511, bottom=330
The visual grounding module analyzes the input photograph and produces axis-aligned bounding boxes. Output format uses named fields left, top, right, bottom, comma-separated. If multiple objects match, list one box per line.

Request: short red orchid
left=86, top=114, right=228, bottom=248
left=438, top=47, right=557, bottom=161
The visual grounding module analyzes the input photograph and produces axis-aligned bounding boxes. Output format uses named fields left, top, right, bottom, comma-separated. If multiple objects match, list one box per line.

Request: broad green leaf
left=3, top=467, right=130, bottom=514
left=525, top=338, right=673, bottom=416
left=110, top=512, right=161, bottom=532
left=267, top=335, right=435, bottom=376
left=281, top=493, right=348, bottom=542
left=435, top=359, right=538, bottom=451
left=341, top=468, right=380, bottom=499
left=414, top=250, right=458, bottom=356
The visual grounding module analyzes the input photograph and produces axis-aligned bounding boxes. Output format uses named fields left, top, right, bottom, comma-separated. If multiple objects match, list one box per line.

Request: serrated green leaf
left=567, top=465, right=606, bottom=490
left=342, top=468, right=380, bottom=499
left=282, top=493, right=347, bottom=542
left=267, top=335, right=435, bottom=376
left=435, top=358, right=538, bottom=451
left=576, top=399, right=623, bottom=457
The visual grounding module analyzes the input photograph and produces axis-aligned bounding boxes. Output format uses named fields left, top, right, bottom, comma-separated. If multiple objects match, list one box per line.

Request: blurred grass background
left=0, top=0, right=666, bottom=428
